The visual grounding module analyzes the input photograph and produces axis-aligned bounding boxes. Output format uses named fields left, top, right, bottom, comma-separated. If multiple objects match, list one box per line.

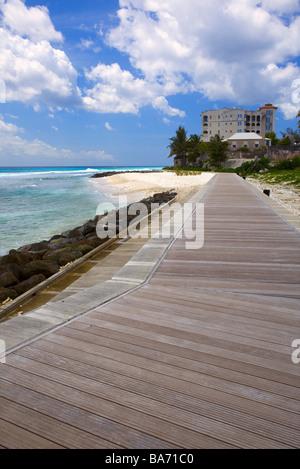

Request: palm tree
left=187, top=134, right=205, bottom=165
left=168, top=126, right=189, bottom=166
left=207, top=134, right=228, bottom=168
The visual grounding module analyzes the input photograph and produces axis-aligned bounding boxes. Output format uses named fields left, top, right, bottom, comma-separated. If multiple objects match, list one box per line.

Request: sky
left=0, top=0, right=300, bottom=168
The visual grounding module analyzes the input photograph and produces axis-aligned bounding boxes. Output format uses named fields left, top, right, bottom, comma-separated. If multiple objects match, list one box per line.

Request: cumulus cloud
left=1, top=0, right=63, bottom=42
left=83, top=62, right=185, bottom=116
left=105, top=0, right=300, bottom=118
left=0, top=0, right=81, bottom=109
left=1, top=0, right=300, bottom=120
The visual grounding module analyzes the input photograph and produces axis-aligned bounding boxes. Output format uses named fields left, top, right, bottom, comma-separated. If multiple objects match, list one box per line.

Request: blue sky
left=0, top=0, right=300, bottom=167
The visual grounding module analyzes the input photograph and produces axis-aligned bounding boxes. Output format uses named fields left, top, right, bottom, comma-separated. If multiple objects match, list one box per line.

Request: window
left=238, top=122, right=242, bottom=126
left=266, top=117, right=270, bottom=123
left=243, top=142, right=248, bottom=147
left=255, top=142, right=259, bottom=148
left=266, top=110, right=271, bottom=115
left=266, top=125, right=271, bottom=130
left=232, top=142, right=237, bottom=148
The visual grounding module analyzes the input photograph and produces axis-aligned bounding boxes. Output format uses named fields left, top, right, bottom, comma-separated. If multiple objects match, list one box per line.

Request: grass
left=250, top=167, right=300, bottom=189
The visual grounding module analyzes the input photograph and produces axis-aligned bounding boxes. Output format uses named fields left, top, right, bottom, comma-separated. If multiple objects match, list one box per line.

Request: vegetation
left=167, top=126, right=207, bottom=167
left=167, top=126, right=189, bottom=166
left=207, top=134, right=228, bottom=168
left=237, top=154, right=300, bottom=188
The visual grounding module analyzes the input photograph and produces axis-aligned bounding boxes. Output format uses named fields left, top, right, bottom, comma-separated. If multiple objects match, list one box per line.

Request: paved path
left=0, top=174, right=299, bottom=448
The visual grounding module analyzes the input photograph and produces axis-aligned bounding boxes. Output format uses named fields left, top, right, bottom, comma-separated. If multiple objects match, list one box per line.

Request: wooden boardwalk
left=0, top=173, right=299, bottom=448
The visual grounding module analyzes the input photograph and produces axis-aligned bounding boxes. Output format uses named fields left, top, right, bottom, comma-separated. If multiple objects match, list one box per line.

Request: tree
left=280, top=127, right=300, bottom=144
left=168, top=126, right=189, bottom=166
left=297, top=110, right=300, bottom=129
left=265, top=131, right=279, bottom=146
left=207, top=134, right=228, bottom=168
left=186, top=134, right=206, bottom=165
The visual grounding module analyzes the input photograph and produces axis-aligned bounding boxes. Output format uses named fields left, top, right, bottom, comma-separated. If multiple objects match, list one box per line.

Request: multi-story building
left=201, top=103, right=277, bottom=142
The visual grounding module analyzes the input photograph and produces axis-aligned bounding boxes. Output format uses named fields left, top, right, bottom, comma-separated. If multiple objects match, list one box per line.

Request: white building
left=201, top=103, right=277, bottom=142
left=224, top=132, right=271, bottom=151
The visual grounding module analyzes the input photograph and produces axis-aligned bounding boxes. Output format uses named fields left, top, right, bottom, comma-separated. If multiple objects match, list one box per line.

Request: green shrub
left=273, top=155, right=300, bottom=170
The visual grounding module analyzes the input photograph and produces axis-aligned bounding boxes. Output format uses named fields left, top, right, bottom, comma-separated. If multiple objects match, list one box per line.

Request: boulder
left=22, top=260, right=60, bottom=280
left=78, top=220, right=96, bottom=237
left=48, top=237, right=68, bottom=247
left=0, top=271, right=19, bottom=288
left=0, top=263, right=21, bottom=281
left=13, top=274, right=46, bottom=296
left=57, top=248, right=82, bottom=266
left=77, top=244, right=94, bottom=256
left=18, top=240, right=50, bottom=252
left=0, top=287, right=18, bottom=303
left=61, top=226, right=85, bottom=241
left=0, top=250, right=44, bottom=269
left=82, top=236, right=105, bottom=249
left=43, top=247, right=83, bottom=266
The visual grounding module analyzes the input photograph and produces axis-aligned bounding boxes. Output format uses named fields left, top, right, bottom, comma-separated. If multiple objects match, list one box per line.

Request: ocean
left=0, top=166, right=162, bottom=255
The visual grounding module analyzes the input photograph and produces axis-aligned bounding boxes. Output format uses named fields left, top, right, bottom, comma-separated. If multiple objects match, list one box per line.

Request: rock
left=43, top=247, right=82, bottom=266
left=49, top=234, right=67, bottom=242
left=57, top=248, right=82, bottom=266
left=0, top=263, right=21, bottom=281
left=22, top=260, right=60, bottom=280
left=0, top=250, right=44, bottom=269
left=61, top=226, right=85, bottom=241
left=78, top=220, right=96, bottom=237
left=18, top=241, right=49, bottom=252
left=0, top=271, right=19, bottom=288
left=48, top=237, right=68, bottom=247
left=0, top=287, right=18, bottom=303
left=77, top=245, right=94, bottom=256
left=13, top=274, right=46, bottom=296
left=82, top=236, right=105, bottom=249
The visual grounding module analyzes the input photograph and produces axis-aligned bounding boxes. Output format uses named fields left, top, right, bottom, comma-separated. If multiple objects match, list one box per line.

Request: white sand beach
left=94, top=171, right=215, bottom=200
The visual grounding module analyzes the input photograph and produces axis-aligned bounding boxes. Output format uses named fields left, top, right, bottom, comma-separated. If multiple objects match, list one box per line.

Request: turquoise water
left=0, top=166, right=162, bottom=255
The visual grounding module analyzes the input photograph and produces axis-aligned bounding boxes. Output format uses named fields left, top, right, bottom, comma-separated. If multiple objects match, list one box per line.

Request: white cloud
left=105, top=122, right=115, bottom=131
left=77, top=38, right=101, bottom=53
left=83, top=62, right=185, bottom=116
left=105, top=0, right=300, bottom=119
left=1, top=0, right=63, bottom=42
left=0, top=0, right=81, bottom=109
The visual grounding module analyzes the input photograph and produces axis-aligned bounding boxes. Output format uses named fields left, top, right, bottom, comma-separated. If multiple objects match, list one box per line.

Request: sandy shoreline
left=95, top=170, right=300, bottom=217
left=246, top=177, right=300, bottom=217
left=92, top=170, right=216, bottom=200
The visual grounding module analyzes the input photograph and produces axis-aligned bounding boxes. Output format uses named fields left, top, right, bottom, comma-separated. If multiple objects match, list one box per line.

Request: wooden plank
left=11, top=347, right=300, bottom=448
left=0, top=396, right=120, bottom=449
left=0, top=173, right=299, bottom=448
left=0, top=371, right=235, bottom=449
left=19, top=339, right=299, bottom=419
left=3, top=355, right=294, bottom=448
left=0, top=417, right=64, bottom=449
left=0, top=379, right=172, bottom=449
